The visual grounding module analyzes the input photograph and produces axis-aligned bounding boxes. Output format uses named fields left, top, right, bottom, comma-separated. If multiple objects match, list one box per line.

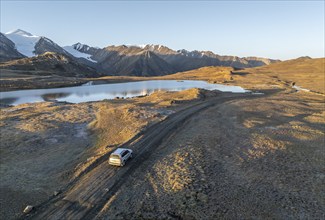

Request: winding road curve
left=24, top=93, right=255, bottom=220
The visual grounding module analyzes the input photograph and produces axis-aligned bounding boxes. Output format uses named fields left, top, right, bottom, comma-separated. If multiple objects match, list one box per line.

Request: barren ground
left=0, top=58, right=324, bottom=219
left=97, top=91, right=324, bottom=219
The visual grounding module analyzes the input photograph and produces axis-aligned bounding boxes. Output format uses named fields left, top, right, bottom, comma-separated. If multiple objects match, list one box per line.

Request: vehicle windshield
left=110, top=154, right=120, bottom=160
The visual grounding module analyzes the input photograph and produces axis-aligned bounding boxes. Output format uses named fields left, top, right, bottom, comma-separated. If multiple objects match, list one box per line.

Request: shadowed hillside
left=0, top=52, right=98, bottom=77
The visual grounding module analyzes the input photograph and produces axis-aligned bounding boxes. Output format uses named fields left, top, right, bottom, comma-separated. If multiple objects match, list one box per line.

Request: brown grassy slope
left=0, top=88, right=209, bottom=219
left=159, top=66, right=233, bottom=82
left=242, top=57, right=325, bottom=93
left=94, top=66, right=233, bottom=83
left=87, top=88, right=207, bottom=152
left=156, top=57, right=324, bottom=94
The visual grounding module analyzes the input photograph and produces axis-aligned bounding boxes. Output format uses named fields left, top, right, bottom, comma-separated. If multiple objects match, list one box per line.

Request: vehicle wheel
left=130, top=153, right=133, bottom=159
left=121, top=161, right=125, bottom=166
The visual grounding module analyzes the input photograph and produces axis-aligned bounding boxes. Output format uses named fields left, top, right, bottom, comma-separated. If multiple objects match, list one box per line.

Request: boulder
left=23, top=205, right=33, bottom=214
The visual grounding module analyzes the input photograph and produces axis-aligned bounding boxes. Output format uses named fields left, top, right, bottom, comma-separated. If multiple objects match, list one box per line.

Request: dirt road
left=23, top=93, right=256, bottom=220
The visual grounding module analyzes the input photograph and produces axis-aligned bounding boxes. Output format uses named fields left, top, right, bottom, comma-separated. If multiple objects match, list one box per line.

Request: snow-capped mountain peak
left=177, top=49, right=214, bottom=58
left=63, top=43, right=97, bottom=63
left=73, top=42, right=91, bottom=51
left=74, top=42, right=85, bottom=50
left=5, top=29, right=36, bottom=37
left=126, top=44, right=178, bottom=55
left=5, top=29, right=41, bottom=57
left=4, top=29, right=72, bottom=59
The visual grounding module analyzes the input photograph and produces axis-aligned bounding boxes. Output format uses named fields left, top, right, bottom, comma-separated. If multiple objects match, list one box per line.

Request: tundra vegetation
left=0, top=57, right=324, bottom=219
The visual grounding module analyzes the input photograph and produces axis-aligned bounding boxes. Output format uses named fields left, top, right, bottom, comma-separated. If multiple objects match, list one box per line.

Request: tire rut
left=24, top=94, right=257, bottom=220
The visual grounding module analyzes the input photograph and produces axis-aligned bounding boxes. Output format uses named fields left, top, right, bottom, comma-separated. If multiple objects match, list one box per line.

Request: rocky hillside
left=165, top=49, right=279, bottom=71
left=4, top=29, right=71, bottom=58
left=1, top=30, right=98, bottom=77
left=0, top=33, right=25, bottom=62
left=34, top=37, right=71, bottom=57
left=0, top=52, right=98, bottom=77
left=91, top=45, right=176, bottom=76
left=1, top=29, right=280, bottom=77
left=70, top=44, right=278, bottom=76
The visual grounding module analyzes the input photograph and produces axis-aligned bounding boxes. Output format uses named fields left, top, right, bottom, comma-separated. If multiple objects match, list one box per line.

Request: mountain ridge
left=0, top=33, right=26, bottom=62
left=0, top=51, right=99, bottom=77
left=1, top=29, right=281, bottom=77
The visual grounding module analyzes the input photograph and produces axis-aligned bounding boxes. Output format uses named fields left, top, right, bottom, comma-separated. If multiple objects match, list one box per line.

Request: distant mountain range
left=0, top=29, right=280, bottom=77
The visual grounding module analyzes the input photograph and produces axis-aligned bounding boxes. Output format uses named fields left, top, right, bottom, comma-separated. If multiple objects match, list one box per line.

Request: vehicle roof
left=112, top=148, right=131, bottom=155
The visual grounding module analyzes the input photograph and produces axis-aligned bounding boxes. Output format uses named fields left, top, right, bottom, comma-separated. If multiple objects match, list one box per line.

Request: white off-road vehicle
left=108, top=148, right=133, bottom=166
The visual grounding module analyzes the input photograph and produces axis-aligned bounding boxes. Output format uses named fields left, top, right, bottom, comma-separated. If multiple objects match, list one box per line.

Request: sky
left=1, top=0, right=324, bottom=60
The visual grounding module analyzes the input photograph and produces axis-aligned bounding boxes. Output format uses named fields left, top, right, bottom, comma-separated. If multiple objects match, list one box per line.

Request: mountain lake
left=0, top=80, right=249, bottom=105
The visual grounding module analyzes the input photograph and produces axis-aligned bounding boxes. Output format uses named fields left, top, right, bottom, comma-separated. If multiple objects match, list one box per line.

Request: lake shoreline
left=0, top=80, right=249, bottom=106
left=0, top=66, right=234, bottom=92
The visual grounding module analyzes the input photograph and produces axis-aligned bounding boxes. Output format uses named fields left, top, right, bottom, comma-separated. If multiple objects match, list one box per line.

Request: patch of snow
left=74, top=43, right=86, bottom=50
left=293, top=85, right=310, bottom=92
left=139, top=44, right=148, bottom=49
left=5, top=29, right=41, bottom=57
left=6, top=29, right=33, bottom=36
left=126, top=44, right=164, bottom=51
left=126, top=44, right=147, bottom=49
left=63, top=46, right=97, bottom=63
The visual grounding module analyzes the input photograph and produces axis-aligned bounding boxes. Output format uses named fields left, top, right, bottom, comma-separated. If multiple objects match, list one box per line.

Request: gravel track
left=24, top=93, right=256, bottom=220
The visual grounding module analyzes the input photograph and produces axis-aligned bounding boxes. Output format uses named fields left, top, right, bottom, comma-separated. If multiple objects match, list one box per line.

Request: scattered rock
left=53, top=190, right=61, bottom=196
left=23, top=205, right=33, bottom=214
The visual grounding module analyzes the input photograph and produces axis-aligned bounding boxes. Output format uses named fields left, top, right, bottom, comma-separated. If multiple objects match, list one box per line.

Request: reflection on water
left=41, top=93, right=70, bottom=101
left=0, top=80, right=248, bottom=105
left=0, top=97, right=19, bottom=105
